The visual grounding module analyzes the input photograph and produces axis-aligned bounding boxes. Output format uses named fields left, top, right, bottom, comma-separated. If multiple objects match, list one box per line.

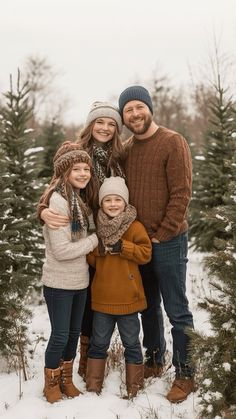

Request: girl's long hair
left=39, top=165, right=99, bottom=218
left=77, top=121, right=125, bottom=170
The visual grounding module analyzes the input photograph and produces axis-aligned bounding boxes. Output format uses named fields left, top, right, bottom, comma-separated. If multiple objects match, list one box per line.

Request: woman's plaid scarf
left=92, top=142, right=124, bottom=183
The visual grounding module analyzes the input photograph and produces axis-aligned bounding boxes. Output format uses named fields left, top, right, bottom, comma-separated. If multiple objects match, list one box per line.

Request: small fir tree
left=189, top=77, right=235, bottom=251
left=0, top=71, right=44, bottom=373
left=189, top=132, right=236, bottom=417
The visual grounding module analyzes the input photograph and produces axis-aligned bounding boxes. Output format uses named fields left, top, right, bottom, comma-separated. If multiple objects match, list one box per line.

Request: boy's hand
left=109, top=239, right=123, bottom=255
left=41, top=208, right=69, bottom=229
left=98, top=238, right=107, bottom=256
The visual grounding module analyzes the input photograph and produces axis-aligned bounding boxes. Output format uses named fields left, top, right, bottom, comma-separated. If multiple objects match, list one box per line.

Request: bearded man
left=119, top=85, right=194, bottom=403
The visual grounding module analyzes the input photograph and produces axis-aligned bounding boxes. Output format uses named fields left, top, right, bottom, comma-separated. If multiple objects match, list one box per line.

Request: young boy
left=86, top=176, right=151, bottom=399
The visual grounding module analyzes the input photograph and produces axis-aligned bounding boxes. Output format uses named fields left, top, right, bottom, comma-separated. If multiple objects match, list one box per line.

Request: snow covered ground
left=0, top=248, right=210, bottom=419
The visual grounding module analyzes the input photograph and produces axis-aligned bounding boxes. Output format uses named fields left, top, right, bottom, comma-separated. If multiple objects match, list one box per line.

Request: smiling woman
left=78, top=101, right=125, bottom=185
left=92, top=118, right=117, bottom=143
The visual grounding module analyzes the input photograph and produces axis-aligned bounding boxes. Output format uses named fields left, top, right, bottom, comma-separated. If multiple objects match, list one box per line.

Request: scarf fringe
left=56, top=182, right=89, bottom=241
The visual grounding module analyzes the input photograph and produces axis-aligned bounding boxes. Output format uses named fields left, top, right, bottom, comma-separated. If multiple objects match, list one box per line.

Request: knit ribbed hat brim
left=99, top=176, right=129, bottom=205
left=85, top=101, right=123, bottom=134
left=53, top=141, right=92, bottom=177
left=118, top=85, right=153, bottom=116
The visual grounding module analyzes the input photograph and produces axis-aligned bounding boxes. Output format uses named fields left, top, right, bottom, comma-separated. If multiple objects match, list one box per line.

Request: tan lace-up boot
left=43, top=367, right=62, bottom=403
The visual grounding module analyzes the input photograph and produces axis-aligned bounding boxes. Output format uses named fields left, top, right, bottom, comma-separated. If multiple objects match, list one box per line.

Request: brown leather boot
left=86, top=358, right=106, bottom=394
left=166, top=377, right=195, bottom=403
left=126, top=363, right=144, bottom=399
left=144, top=363, right=164, bottom=379
left=144, top=350, right=165, bottom=379
left=43, top=367, right=62, bottom=403
left=78, top=335, right=90, bottom=380
left=60, top=359, right=82, bottom=398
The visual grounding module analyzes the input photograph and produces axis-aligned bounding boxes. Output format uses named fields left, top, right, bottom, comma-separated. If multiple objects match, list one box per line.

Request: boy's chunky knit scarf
left=56, top=183, right=89, bottom=242
left=92, top=143, right=124, bottom=183
left=97, top=204, right=137, bottom=246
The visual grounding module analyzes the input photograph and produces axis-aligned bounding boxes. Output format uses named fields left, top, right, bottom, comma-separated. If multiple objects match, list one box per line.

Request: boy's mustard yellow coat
left=87, top=220, right=152, bottom=315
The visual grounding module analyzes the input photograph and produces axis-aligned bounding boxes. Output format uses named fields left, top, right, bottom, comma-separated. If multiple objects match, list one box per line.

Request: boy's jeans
left=89, top=311, right=143, bottom=364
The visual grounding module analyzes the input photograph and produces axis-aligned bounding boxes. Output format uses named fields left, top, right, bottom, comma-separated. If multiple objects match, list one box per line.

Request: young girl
left=40, top=141, right=98, bottom=403
left=38, top=102, right=125, bottom=379
left=86, top=177, right=152, bottom=399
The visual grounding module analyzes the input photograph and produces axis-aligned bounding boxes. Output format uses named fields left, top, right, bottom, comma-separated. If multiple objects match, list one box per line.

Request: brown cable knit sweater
left=124, top=126, right=192, bottom=242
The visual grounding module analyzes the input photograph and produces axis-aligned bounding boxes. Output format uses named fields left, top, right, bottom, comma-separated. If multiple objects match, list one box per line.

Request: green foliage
left=189, top=75, right=236, bottom=416
left=36, top=118, right=65, bottom=178
left=189, top=78, right=236, bottom=251
left=0, top=70, right=44, bottom=367
left=190, top=254, right=236, bottom=416
left=190, top=184, right=236, bottom=416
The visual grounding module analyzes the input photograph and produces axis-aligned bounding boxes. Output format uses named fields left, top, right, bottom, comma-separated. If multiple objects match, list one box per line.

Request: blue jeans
left=89, top=311, right=143, bottom=364
left=140, top=232, right=194, bottom=377
left=81, top=266, right=95, bottom=338
left=43, top=286, right=87, bottom=369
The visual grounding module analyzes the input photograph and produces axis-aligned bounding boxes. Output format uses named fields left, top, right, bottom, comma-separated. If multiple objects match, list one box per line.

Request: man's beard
left=126, top=114, right=152, bottom=135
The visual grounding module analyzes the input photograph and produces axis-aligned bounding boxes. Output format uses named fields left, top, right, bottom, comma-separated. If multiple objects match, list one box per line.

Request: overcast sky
left=1, top=0, right=236, bottom=124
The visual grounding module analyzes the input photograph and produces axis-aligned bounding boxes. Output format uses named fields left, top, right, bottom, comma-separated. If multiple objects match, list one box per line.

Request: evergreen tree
left=0, top=71, right=44, bottom=373
left=189, top=115, right=236, bottom=417
left=189, top=77, right=236, bottom=251
left=190, top=203, right=236, bottom=416
left=36, top=118, right=65, bottom=179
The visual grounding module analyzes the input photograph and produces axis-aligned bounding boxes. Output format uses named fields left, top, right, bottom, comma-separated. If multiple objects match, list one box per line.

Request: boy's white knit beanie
left=99, top=177, right=129, bottom=205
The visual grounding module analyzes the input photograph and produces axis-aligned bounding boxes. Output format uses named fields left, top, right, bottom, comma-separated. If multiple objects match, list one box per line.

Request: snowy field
left=0, top=248, right=211, bottom=419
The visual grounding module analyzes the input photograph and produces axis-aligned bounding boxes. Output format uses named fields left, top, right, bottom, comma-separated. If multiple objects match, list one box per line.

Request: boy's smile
left=102, top=194, right=125, bottom=218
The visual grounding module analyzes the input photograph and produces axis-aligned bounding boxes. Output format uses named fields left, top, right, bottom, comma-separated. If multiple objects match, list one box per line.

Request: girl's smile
left=68, top=162, right=91, bottom=190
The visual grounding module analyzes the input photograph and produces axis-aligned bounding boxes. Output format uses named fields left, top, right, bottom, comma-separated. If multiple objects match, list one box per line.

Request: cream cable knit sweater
left=41, top=192, right=98, bottom=290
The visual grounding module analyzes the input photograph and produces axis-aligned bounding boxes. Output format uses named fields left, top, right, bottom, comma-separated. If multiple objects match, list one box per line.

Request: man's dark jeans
left=140, top=232, right=194, bottom=377
left=43, top=285, right=87, bottom=369
left=89, top=311, right=143, bottom=364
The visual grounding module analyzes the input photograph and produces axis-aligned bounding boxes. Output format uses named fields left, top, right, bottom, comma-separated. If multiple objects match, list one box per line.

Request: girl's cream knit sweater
left=41, top=192, right=98, bottom=290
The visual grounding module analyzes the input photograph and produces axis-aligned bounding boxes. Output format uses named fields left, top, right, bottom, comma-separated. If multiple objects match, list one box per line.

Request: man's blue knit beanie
left=118, top=85, right=153, bottom=116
